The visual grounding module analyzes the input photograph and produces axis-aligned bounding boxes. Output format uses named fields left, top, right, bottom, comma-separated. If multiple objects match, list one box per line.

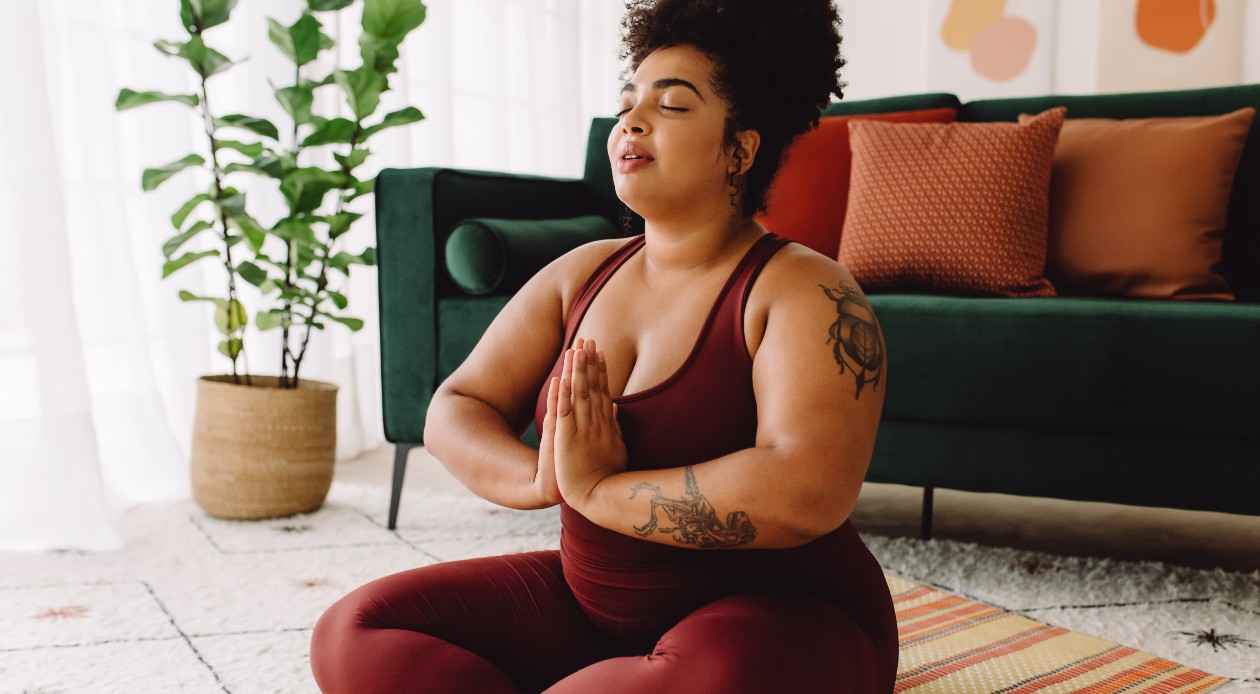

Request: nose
left=619, top=104, right=648, bottom=135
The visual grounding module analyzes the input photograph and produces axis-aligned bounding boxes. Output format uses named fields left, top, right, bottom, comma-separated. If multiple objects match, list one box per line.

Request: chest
left=568, top=262, right=738, bottom=398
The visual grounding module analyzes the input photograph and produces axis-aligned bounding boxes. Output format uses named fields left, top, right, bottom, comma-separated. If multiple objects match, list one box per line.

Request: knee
left=309, top=592, right=371, bottom=692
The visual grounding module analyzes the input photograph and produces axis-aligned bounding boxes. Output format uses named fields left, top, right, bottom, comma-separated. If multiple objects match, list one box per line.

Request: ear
left=728, top=129, right=761, bottom=176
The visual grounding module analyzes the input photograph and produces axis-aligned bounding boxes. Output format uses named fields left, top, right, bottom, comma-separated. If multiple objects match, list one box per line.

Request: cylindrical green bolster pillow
left=444, top=215, right=618, bottom=295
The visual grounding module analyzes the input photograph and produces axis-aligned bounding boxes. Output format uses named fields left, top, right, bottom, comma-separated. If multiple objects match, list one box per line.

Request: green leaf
left=333, top=148, right=370, bottom=171
left=309, top=0, right=354, bottom=11
left=301, top=117, right=356, bottom=147
left=143, top=154, right=205, bottom=191
left=216, top=139, right=265, bottom=158
left=268, top=12, right=323, bottom=66
left=228, top=213, right=268, bottom=251
left=255, top=309, right=286, bottom=330
left=362, top=0, right=426, bottom=40
left=181, top=0, right=239, bottom=33
left=215, top=114, right=280, bottom=140
left=347, top=177, right=375, bottom=201
left=217, top=188, right=247, bottom=217
left=162, top=219, right=214, bottom=258
left=178, top=290, right=222, bottom=303
left=327, top=290, right=348, bottom=310
left=214, top=297, right=248, bottom=334
left=171, top=192, right=212, bottom=228
left=273, top=218, right=318, bottom=244
left=223, top=153, right=284, bottom=179
left=362, top=106, right=424, bottom=139
left=328, top=248, right=374, bottom=273
left=280, top=168, right=343, bottom=214
left=237, top=260, right=269, bottom=287
left=178, top=36, right=234, bottom=79
left=276, top=84, right=315, bottom=125
left=358, top=34, right=401, bottom=75
left=326, top=211, right=363, bottom=237
left=115, top=88, right=199, bottom=111
left=334, top=68, right=386, bottom=121
left=217, top=337, right=244, bottom=358
left=325, top=314, right=365, bottom=331
left=154, top=39, right=184, bottom=57
left=162, top=249, right=219, bottom=278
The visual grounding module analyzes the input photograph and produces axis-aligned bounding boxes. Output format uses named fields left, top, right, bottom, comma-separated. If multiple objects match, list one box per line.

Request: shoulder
left=519, top=236, right=637, bottom=319
left=751, top=239, right=870, bottom=315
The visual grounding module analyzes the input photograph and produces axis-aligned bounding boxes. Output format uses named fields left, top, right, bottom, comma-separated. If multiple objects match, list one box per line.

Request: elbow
left=422, top=386, right=452, bottom=454
left=776, top=488, right=855, bottom=547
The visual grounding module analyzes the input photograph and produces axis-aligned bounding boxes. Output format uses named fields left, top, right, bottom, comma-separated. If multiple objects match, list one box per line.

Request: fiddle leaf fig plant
left=117, top=0, right=426, bottom=387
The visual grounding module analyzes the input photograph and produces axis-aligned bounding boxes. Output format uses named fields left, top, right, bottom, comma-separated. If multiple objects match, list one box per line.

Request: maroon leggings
left=310, top=550, right=897, bottom=693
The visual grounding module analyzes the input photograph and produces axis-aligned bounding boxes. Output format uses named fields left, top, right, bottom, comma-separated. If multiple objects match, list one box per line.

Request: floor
left=335, top=444, right=1260, bottom=573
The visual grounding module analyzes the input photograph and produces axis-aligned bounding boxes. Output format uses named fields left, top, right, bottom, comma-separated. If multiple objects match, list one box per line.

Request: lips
left=615, top=141, right=654, bottom=173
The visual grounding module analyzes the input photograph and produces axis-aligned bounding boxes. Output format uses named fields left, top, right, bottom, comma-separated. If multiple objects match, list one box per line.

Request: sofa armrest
left=375, top=167, right=597, bottom=446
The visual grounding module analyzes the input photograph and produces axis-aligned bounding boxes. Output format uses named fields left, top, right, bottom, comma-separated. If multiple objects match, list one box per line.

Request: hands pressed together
left=534, top=338, right=629, bottom=511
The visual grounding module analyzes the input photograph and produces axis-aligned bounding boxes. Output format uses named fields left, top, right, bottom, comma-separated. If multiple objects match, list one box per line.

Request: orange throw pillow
left=1018, top=108, right=1255, bottom=300
left=839, top=107, right=1066, bottom=297
left=756, top=108, right=958, bottom=259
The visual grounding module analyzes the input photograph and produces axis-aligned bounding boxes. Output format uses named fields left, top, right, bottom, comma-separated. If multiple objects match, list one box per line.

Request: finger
left=572, top=347, right=591, bottom=422
left=597, top=350, right=613, bottom=419
left=544, top=376, right=559, bottom=432
left=557, top=350, right=574, bottom=418
left=612, top=402, right=622, bottom=435
left=585, top=339, right=601, bottom=398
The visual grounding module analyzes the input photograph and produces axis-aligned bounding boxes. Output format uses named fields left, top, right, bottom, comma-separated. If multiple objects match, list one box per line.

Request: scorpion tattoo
left=629, top=466, right=757, bottom=548
left=819, top=282, right=884, bottom=399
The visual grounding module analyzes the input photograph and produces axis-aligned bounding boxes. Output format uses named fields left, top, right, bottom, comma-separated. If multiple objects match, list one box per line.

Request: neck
left=640, top=215, right=763, bottom=275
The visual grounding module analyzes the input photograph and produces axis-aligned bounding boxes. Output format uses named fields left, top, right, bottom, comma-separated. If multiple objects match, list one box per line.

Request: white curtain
left=0, top=0, right=627, bottom=551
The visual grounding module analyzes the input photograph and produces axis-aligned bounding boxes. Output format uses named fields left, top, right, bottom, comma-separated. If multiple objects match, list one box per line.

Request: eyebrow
left=620, top=77, right=706, bottom=102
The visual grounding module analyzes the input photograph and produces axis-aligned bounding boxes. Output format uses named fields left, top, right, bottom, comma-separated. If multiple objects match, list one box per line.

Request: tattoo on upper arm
left=820, top=282, right=884, bottom=399
left=628, top=466, right=757, bottom=548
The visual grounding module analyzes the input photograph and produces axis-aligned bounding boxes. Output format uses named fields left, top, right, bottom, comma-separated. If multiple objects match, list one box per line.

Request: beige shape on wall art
left=970, top=15, right=1038, bottom=81
left=1097, top=0, right=1241, bottom=92
left=941, top=0, right=1008, bottom=50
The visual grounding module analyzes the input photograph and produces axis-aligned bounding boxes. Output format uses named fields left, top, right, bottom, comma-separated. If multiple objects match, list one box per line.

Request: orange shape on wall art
left=1136, top=0, right=1216, bottom=53
left=970, top=15, right=1037, bottom=81
left=941, top=0, right=1008, bottom=50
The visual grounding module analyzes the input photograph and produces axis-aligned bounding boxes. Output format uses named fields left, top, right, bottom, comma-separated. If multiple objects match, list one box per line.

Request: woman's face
left=608, top=44, right=741, bottom=220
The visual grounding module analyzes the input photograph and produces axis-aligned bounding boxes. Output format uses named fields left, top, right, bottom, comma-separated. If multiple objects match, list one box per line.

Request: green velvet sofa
left=375, top=86, right=1260, bottom=531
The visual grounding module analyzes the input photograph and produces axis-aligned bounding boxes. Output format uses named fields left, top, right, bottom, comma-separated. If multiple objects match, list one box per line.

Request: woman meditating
left=311, top=0, right=896, bottom=691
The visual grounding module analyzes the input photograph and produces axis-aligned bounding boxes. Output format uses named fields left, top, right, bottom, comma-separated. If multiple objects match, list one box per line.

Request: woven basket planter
left=190, top=374, right=338, bottom=520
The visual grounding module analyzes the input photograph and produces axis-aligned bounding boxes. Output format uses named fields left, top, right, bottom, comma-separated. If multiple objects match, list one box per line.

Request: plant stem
left=195, top=30, right=250, bottom=387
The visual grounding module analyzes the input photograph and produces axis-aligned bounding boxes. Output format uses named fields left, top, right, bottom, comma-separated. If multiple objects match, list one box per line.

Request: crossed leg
left=546, top=592, right=897, bottom=694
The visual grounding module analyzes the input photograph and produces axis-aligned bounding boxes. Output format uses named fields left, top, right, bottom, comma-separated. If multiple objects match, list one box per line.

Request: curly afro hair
left=620, top=0, right=845, bottom=218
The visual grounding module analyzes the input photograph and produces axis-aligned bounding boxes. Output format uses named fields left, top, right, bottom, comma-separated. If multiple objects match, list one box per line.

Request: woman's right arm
left=423, top=240, right=622, bottom=510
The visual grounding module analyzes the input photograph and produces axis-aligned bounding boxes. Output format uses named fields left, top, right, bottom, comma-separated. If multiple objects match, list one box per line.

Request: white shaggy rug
left=1, top=482, right=1257, bottom=693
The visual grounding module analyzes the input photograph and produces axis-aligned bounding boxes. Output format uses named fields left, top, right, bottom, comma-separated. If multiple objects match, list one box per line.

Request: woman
left=311, top=0, right=896, bottom=691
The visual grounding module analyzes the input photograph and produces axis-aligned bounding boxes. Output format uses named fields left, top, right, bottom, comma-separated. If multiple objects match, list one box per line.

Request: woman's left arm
left=553, top=259, right=887, bottom=549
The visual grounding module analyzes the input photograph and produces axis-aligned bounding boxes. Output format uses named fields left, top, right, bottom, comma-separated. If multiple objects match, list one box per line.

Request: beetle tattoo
left=820, top=282, right=884, bottom=399
left=629, top=466, right=757, bottom=548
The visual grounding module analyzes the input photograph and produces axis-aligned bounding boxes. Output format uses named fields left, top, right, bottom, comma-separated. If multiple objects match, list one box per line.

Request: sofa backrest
left=582, top=86, right=1259, bottom=300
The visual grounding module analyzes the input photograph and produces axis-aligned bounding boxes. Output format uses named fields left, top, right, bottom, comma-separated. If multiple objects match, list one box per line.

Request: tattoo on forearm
left=628, top=466, right=757, bottom=548
left=820, top=282, right=884, bottom=399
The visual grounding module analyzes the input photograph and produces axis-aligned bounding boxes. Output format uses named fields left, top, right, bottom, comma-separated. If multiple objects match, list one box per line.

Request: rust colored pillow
left=1018, top=108, right=1255, bottom=300
left=756, top=108, right=958, bottom=258
left=839, top=107, right=1066, bottom=297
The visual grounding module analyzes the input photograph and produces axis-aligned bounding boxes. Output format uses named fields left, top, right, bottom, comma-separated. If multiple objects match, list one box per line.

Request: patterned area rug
left=1, top=483, right=1256, bottom=693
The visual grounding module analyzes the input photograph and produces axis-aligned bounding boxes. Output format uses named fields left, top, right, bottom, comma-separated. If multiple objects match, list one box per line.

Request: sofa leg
left=388, top=443, right=419, bottom=530
left=921, top=486, right=934, bottom=541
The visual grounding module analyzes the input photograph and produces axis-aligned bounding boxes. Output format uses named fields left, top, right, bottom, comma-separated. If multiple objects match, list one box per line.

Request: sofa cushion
left=838, top=107, right=1065, bottom=297
left=869, top=294, right=1260, bottom=440
left=962, top=84, right=1260, bottom=302
left=1020, top=108, right=1254, bottom=300
left=756, top=108, right=958, bottom=259
left=445, top=215, right=617, bottom=296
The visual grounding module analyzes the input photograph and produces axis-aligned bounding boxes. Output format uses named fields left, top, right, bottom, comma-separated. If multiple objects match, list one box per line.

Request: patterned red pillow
left=838, top=107, right=1066, bottom=297
left=756, top=108, right=958, bottom=259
